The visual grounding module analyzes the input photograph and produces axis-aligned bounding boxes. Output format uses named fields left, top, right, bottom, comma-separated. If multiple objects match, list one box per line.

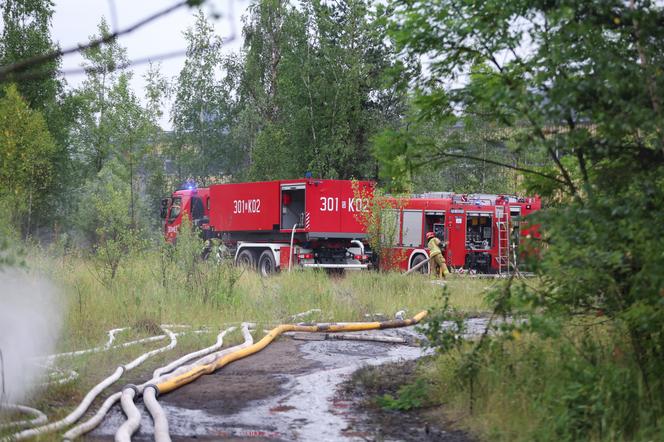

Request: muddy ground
left=339, top=361, right=474, bottom=442
left=91, top=327, right=475, bottom=441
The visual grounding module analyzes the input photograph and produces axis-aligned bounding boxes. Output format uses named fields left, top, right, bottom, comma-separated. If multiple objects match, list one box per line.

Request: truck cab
left=161, top=186, right=210, bottom=242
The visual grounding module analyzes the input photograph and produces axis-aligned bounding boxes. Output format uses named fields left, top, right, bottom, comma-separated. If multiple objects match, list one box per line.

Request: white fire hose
left=63, top=323, right=255, bottom=442
left=8, top=327, right=177, bottom=441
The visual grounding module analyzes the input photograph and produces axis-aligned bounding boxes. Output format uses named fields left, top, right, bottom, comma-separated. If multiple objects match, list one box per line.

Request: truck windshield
left=169, top=197, right=182, bottom=221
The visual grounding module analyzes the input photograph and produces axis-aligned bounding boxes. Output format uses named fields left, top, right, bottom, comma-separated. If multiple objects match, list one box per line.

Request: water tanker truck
left=161, top=179, right=374, bottom=275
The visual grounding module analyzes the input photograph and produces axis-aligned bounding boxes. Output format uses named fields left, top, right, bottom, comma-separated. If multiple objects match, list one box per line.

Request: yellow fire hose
left=156, top=310, right=428, bottom=394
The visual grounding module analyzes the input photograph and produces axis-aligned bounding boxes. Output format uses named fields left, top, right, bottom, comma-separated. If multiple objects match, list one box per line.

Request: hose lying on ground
left=62, top=323, right=255, bottom=441
left=116, top=325, right=240, bottom=442
left=0, top=405, right=47, bottom=430
left=116, top=386, right=141, bottom=442
left=141, top=323, right=254, bottom=442
left=156, top=311, right=428, bottom=395
left=286, top=332, right=410, bottom=344
left=8, top=327, right=177, bottom=441
left=143, top=386, right=169, bottom=442
left=42, top=327, right=129, bottom=363
left=17, top=312, right=426, bottom=441
left=43, top=325, right=198, bottom=365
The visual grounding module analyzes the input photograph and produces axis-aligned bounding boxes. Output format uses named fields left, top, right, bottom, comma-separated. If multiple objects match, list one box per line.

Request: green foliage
left=0, top=84, right=56, bottom=235
left=351, top=182, right=406, bottom=269
left=373, top=118, right=543, bottom=193
left=426, top=323, right=663, bottom=441
left=0, top=0, right=79, bottom=233
left=0, top=196, right=25, bottom=268
left=0, top=0, right=60, bottom=112
left=376, top=378, right=428, bottom=411
left=68, top=20, right=165, bottom=233
left=75, top=159, right=146, bottom=281
left=70, top=18, right=130, bottom=177
left=171, top=10, right=240, bottom=182
left=421, top=287, right=467, bottom=353
left=237, top=0, right=408, bottom=180
left=385, top=0, right=664, bottom=438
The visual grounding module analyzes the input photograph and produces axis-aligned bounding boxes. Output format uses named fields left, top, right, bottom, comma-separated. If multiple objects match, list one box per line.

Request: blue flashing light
left=305, top=171, right=313, bottom=179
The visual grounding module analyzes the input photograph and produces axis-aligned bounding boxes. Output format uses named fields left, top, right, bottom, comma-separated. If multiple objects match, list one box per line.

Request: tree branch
left=419, top=147, right=568, bottom=185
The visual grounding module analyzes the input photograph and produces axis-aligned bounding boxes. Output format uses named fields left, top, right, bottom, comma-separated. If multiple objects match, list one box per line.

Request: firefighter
left=426, top=231, right=450, bottom=279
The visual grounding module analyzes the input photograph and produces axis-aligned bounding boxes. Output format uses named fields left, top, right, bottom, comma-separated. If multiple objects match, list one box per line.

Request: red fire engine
left=381, top=192, right=541, bottom=274
left=161, top=179, right=541, bottom=275
left=161, top=179, right=374, bottom=275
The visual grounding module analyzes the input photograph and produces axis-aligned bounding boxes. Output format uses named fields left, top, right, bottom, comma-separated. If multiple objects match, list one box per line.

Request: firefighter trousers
left=431, top=254, right=449, bottom=279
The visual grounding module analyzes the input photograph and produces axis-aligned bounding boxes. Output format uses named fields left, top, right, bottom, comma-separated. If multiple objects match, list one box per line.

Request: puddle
left=94, top=402, right=284, bottom=439
left=225, top=331, right=429, bottom=440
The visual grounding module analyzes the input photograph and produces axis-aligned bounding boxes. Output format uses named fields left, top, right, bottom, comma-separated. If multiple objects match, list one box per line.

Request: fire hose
left=156, top=311, right=428, bottom=395
left=63, top=323, right=255, bottom=441
left=0, top=405, right=47, bottom=430
left=7, top=327, right=177, bottom=441
left=404, top=255, right=434, bottom=276
left=5, top=312, right=426, bottom=441
left=113, top=312, right=426, bottom=442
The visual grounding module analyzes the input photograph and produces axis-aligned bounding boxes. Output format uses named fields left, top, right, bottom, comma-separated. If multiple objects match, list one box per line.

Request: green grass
left=1, top=247, right=493, bottom=440
left=418, top=324, right=664, bottom=442
left=33, top=249, right=491, bottom=350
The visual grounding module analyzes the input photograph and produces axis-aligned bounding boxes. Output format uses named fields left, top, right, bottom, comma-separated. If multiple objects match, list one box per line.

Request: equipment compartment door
left=447, top=208, right=466, bottom=267
left=306, top=180, right=342, bottom=234
left=281, top=184, right=306, bottom=230
left=402, top=210, right=423, bottom=247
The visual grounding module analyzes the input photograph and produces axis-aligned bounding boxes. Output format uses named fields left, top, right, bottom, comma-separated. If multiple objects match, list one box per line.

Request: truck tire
left=411, top=254, right=429, bottom=274
left=236, top=249, right=256, bottom=269
left=258, top=250, right=276, bottom=276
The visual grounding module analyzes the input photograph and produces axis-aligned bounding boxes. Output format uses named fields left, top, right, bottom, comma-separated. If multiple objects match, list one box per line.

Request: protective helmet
left=426, top=231, right=435, bottom=239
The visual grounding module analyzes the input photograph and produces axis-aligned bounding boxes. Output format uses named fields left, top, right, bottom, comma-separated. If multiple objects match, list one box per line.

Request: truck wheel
left=258, top=250, right=276, bottom=276
left=411, top=254, right=429, bottom=274
left=236, top=249, right=256, bottom=269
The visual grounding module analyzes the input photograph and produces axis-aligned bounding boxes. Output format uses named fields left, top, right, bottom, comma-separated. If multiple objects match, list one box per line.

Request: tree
left=385, top=0, right=664, bottom=435
left=0, top=84, right=56, bottom=236
left=237, top=0, right=409, bottom=180
left=374, top=115, right=548, bottom=193
left=143, top=62, right=173, bottom=219
left=70, top=19, right=161, bottom=234
left=75, top=158, right=144, bottom=281
left=171, top=11, right=239, bottom=183
left=70, top=18, right=130, bottom=177
left=0, top=0, right=60, bottom=111
left=106, top=74, right=154, bottom=229
left=0, top=0, right=77, bottom=232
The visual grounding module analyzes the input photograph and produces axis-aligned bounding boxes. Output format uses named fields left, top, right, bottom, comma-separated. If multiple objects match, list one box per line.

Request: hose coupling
left=144, top=384, right=160, bottom=398
left=123, top=384, right=140, bottom=395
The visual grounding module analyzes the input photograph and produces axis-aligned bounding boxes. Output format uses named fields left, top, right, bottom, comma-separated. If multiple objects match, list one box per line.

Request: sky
left=51, top=0, right=250, bottom=129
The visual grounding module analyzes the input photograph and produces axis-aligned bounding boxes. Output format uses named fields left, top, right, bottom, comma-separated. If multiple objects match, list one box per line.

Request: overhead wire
left=0, top=0, right=193, bottom=81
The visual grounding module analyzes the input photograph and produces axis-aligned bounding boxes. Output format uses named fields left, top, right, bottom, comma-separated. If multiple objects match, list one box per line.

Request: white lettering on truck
left=320, top=197, right=369, bottom=212
left=233, top=199, right=261, bottom=214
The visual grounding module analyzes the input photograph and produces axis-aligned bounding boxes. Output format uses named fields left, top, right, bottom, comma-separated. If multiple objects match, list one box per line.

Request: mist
left=0, top=268, right=63, bottom=404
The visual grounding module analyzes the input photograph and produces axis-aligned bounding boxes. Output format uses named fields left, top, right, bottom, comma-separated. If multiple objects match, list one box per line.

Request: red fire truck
left=161, top=179, right=541, bottom=275
left=381, top=192, right=541, bottom=274
left=161, top=179, right=374, bottom=275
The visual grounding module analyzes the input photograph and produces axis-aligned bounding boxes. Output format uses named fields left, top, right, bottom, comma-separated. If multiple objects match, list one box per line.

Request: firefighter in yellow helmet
left=426, top=231, right=450, bottom=279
